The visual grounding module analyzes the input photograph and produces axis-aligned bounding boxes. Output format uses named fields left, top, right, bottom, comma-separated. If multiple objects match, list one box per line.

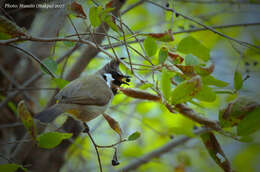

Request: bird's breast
left=66, top=98, right=113, bottom=122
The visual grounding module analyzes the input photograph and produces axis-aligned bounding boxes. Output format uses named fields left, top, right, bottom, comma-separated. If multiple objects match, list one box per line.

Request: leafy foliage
left=36, top=132, right=73, bottom=149
left=0, top=164, right=27, bottom=172
left=128, top=131, right=141, bottom=141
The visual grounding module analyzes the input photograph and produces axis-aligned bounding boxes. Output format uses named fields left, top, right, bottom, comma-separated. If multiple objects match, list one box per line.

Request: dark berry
left=112, top=160, right=120, bottom=166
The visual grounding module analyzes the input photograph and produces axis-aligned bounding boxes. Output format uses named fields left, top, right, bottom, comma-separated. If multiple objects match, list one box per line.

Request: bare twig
left=174, top=0, right=260, bottom=5
left=146, top=1, right=260, bottom=51
left=6, top=44, right=56, bottom=78
left=118, top=127, right=210, bottom=171
left=95, top=139, right=127, bottom=149
left=121, top=0, right=147, bottom=15
left=0, top=65, right=31, bottom=101
left=0, top=87, right=57, bottom=92
left=102, top=22, right=260, bottom=49
left=0, top=72, right=43, bottom=109
left=118, top=14, right=134, bottom=73
left=0, top=122, right=23, bottom=129
left=83, top=123, right=103, bottom=172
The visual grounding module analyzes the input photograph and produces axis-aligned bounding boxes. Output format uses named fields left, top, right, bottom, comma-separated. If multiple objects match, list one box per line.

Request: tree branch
left=146, top=1, right=260, bottom=51
left=118, top=127, right=210, bottom=172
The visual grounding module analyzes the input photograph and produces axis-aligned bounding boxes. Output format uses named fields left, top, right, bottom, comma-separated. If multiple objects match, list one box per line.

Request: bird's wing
left=56, top=75, right=112, bottom=106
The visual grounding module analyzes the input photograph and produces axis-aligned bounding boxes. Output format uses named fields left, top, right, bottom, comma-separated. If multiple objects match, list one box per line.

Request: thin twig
left=0, top=65, right=31, bottom=101
left=118, top=13, right=134, bottom=73
left=121, top=0, right=147, bottom=15
left=0, top=122, right=23, bottom=129
left=174, top=0, right=260, bottom=5
left=118, top=127, right=210, bottom=171
left=6, top=44, right=56, bottom=78
left=0, top=72, right=43, bottom=109
left=83, top=123, right=103, bottom=172
left=0, top=87, right=57, bottom=92
left=95, top=139, right=127, bottom=148
left=146, top=1, right=260, bottom=51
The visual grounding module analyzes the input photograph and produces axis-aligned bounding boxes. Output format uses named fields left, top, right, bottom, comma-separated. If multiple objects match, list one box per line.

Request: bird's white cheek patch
left=104, top=73, right=114, bottom=88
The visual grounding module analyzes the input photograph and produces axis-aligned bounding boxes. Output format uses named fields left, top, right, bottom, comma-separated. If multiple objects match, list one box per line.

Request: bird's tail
left=35, top=104, right=65, bottom=123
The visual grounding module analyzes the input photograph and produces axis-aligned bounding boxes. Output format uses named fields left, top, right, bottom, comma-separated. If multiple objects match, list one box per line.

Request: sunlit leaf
left=201, top=132, right=232, bottom=172
left=128, top=131, right=141, bottom=141
left=171, top=76, right=202, bottom=104
left=104, top=15, right=118, bottom=32
left=158, top=47, right=168, bottom=64
left=52, top=78, right=69, bottom=89
left=36, top=132, right=73, bottom=149
left=177, top=36, right=210, bottom=62
left=89, top=6, right=102, bottom=27
left=237, top=107, right=260, bottom=136
left=234, top=70, right=243, bottom=91
left=185, top=54, right=200, bottom=66
left=144, top=37, right=157, bottom=57
left=195, top=85, right=216, bottom=102
left=202, top=75, right=228, bottom=87
left=103, top=114, right=122, bottom=137
left=18, top=100, right=37, bottom=140
left=0, top=164, right=27, bottom=172
left=161, top=69, right=173, bottom=101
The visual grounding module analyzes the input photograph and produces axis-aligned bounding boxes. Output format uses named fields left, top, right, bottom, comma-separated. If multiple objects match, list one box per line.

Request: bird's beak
left=115, top=74, right=131, bottom=86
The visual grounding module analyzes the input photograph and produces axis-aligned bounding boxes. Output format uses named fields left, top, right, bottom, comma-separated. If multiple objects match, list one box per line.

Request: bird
left=35, top=58, right=130, bottom=123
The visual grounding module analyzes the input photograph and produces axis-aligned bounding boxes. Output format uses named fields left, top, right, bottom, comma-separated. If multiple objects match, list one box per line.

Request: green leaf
left=161, top=69, right=173, bottom=101
left=104, top=15, right=118, bottom=32
left=18, top=101, right=37, bottom=140
left=128, top=131, right=141, bottom=141
left=0, top=164, right=27, bottom=172
left=202, top=75, right=229, bottom=87
left=195, top=85, right=216, bottom=102
left=237, top=107, right=260, bottom=136
left=89, top=6, right=102, bottom=27
left=41, top=58, right=58, bottom=76
left=219, top=97, right=259, bottom=128
left=52, top=78, right=69, bottom=89
left=194, top=63, right=214, bottom=76
left=158, top=47, right=168, bottom=64
left=171, top=76, right=202, bottom=104
left=185, top=54, right=200, bottom=66
left=144, top=37, right=157, bottom=57
left=0, top=15, right=28, bottom=38
left=36, top=132, right=73, bottom=149
left=234, top=70, right=243, bottom=90
left=63, top=41, right=76, bottom=47
left=177, top=36, right=210, bottom=62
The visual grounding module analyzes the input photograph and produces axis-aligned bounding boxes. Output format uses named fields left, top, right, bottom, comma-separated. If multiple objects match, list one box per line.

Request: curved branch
left=118, top=127, right=210, bottom=172
left=146, top=1, right=260, bottom=51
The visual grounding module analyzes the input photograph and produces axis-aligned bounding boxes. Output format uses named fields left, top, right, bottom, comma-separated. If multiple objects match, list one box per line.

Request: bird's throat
left=103, top=73, right=114, bottom=88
